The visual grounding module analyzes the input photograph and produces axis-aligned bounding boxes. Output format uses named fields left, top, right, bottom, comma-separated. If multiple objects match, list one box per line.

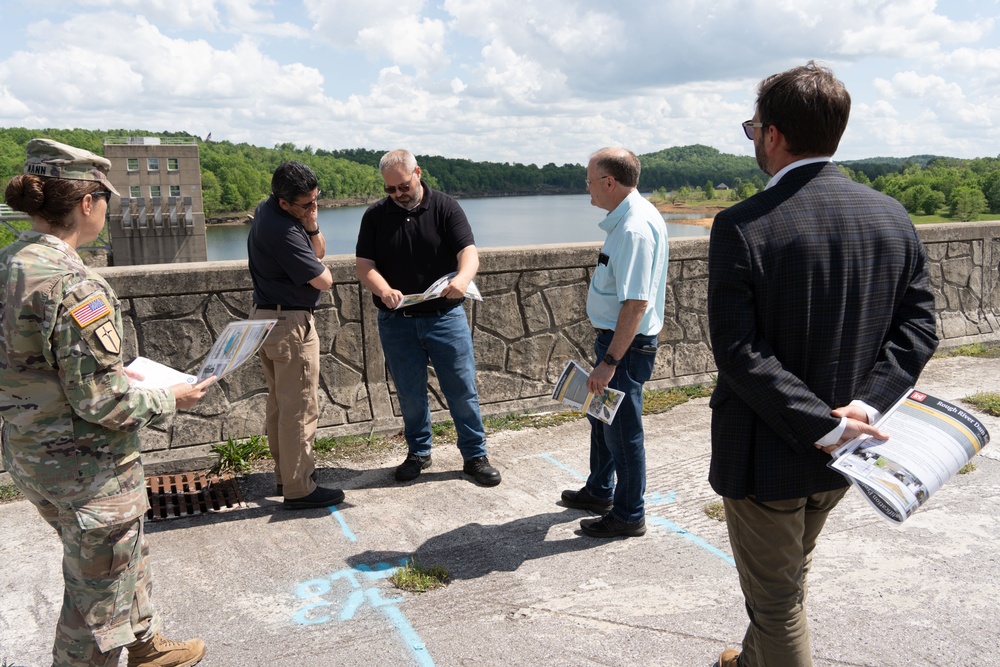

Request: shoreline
left=206, top=195, right=723, bottom=228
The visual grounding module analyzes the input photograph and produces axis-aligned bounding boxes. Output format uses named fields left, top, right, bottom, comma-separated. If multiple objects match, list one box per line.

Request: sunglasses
left=742, top=120, right=765, bottom=140
left=90, top=190, right=112, bottom=204
left=288, top=190, right=321, bottom=210
left=384, top=181, right=413, bottom=195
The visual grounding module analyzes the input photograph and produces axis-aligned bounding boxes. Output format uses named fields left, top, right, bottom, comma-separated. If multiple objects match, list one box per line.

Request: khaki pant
left=253, top=307, right=319, bottom=500
left=723, top=487, right=848, bottom=667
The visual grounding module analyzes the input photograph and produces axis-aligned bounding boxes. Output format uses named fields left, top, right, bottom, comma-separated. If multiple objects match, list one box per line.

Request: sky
left=0, top=0, right=998, bottom=167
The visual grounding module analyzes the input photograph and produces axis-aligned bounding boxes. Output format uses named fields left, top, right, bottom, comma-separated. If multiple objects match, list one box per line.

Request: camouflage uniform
left=0, top=230, right=176, bottom=667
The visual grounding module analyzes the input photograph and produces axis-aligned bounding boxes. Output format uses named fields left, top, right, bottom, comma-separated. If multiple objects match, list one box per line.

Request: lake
left=205, top=193, right=711, bottom=261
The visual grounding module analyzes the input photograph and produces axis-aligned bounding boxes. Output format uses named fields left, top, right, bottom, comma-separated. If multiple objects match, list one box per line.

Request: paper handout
left=395, top=272, right=483, bottom=309
left=127, top=319, right=277, bottom=389
left=551, top=360, right=626, bottom=425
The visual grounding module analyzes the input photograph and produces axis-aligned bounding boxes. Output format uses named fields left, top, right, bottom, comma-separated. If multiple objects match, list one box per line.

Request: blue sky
left=0, top=0, right=997, bottom=166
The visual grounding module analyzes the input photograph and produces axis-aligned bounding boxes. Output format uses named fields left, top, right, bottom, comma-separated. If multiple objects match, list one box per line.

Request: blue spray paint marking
left=647, top=517, right=735, bottom=566
left=539, top=453, right=587, bottom=480
left=292, top=559, right=436, bottom=666
left=644, top=491, right=676, bottom=506
left=540, top=453, right=732, bottom=566
left=328, top=505, right=358, bottom=542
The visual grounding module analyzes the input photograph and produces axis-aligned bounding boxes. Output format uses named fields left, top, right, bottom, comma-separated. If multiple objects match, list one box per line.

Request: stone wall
left=6, top=221, right=1000, bottom=468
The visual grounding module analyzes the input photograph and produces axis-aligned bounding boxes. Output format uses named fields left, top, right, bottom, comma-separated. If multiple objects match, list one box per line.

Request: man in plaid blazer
left=708, top=62, right=938, bottom=667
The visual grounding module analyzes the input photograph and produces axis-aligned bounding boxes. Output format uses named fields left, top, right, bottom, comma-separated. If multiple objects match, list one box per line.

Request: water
left=205, top=193, right=711, bottom=261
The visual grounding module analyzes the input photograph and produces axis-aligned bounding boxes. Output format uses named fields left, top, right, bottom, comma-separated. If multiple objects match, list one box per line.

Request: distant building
left=103, top=137, right=208, bottom=265
left=715, top=183, right=730, bottom=190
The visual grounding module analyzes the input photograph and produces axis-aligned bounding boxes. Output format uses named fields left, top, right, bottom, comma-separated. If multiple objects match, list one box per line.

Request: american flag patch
left=70, top=295, right=111, bottom=328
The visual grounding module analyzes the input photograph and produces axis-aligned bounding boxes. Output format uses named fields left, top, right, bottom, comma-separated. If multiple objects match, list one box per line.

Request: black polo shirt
left=247, top=195, right=325, bottom=308
left=356, top=183, right=476, bottom=312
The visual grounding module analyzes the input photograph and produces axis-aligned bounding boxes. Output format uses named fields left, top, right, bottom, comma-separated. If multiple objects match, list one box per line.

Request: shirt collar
left=765, top=156, right=833, bottom=190
left=19, top=229, right=75, bottom=255
left=598, top=189, right=640, bottom=233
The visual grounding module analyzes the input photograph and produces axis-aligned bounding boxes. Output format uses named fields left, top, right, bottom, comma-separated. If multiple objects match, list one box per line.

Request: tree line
left=1, top=127, right=998, bottom=221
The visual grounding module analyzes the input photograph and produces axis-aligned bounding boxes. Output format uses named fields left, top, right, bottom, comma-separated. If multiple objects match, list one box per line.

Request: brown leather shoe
left=127, top=633, right=206, bottom=667
left=717, top=648, right=740, bottom=667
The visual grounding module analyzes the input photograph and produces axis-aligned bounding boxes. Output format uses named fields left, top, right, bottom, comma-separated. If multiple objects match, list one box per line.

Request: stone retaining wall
left=6, top=221, right=1000, bottom=469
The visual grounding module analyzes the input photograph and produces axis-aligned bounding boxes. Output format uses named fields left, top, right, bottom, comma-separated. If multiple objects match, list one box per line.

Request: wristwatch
left=306, top=228, right=321, bottom=236
left=603, top=353, right=620, bottom=367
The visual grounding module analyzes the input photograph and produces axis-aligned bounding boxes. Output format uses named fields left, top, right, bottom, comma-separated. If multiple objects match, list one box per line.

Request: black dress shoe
left=580, top=513, right=646, bottom=538
left=462, top=456, right=502, bottom=486
left=561, top=487, right=613, bottom=513
left=395, top=454, right=432, bottom=481
left=283, top=486, right=345, bottom=510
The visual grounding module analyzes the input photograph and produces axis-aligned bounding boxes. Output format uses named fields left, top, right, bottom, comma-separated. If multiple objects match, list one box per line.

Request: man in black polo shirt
left=356, top=149, right=501, bottom=487
left=248, top=161, right=345, bottom=509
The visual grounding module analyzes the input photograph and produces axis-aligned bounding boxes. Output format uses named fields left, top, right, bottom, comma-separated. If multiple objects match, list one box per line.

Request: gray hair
left=590, top=147, right=641, bottom=189
left=379, top=149, right=418, bottom=174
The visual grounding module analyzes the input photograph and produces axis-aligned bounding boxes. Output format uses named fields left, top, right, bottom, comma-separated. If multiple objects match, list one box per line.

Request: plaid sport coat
left=707, top=162, right=938, bottom=501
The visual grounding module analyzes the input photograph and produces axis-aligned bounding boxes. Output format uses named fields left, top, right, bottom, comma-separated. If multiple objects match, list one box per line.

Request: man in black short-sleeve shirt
left=248, top=161, right=345, bottom=510
left=356, top=149, right=501, bottom=487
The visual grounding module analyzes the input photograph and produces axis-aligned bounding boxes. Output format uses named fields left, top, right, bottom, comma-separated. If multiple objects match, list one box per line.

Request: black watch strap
left=603, top=353, right=620, bottom=367
left=306, top=228, right=321, bottom=236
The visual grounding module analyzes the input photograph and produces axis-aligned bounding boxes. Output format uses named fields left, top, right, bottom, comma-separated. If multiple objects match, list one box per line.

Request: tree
left=703, top=180, right=715, bottom=200
left=950, top=186, right=987, bottom=221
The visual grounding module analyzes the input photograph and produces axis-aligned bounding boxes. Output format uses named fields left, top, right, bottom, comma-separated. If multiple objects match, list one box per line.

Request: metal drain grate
left=146, top=471, right=246, bottom=521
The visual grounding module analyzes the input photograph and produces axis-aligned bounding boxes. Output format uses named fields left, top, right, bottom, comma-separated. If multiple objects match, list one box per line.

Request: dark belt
left=595, top=328, right=614, bottom=336
left=255, top=304, right=314, bottom=313
left=389, top=304, right=460, bottom=318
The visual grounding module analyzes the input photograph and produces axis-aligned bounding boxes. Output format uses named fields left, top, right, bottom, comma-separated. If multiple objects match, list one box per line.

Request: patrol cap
left=23, top=138, right=120, bottom=196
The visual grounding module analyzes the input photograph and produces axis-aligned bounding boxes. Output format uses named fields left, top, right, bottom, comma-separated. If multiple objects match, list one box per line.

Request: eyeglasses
left=585, top=175, right=610, bottom=188
left=742, top=120, right=764, bottom=140
left=288, top=190, right=321, bottom=210
left=90, top=190, right=112, bottom=204
left=384, top=177, right=415, bottom=195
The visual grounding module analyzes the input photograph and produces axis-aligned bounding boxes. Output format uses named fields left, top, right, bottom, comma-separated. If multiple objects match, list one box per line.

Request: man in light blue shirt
left=561, top=147, right=669, bottom=537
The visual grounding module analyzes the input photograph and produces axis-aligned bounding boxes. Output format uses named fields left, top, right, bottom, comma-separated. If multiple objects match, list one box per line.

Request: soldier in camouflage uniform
left=0, top=139, right=214, bottom=667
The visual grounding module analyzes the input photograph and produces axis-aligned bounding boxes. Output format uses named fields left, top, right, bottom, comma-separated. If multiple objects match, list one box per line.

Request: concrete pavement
left=2, top=354, right=999, bottom=667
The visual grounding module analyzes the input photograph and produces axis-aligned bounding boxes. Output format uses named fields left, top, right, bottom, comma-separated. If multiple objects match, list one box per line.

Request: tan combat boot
left=717, top=648, right=741, bottom=667
left=127, top=633, right=206, bottom=667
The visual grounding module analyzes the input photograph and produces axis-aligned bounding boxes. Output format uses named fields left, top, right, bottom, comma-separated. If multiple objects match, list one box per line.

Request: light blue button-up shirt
left=586, top=189, right=669, bottom=336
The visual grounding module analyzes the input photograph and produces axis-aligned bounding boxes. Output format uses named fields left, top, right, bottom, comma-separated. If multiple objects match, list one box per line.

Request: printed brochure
left=127, top=319, right=277, bottom=388
left=828, top=388, right=990, bottom=525
left=396, top=272, right=483, bottom=309
left=551, top=360, right=626, bottom=425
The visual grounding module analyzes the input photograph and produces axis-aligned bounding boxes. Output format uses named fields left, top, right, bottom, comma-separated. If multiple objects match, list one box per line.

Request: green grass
left=389, top=559, right=449, bottom=593
left=935, top=342, right=1000, bottom=359
left=209, top=434, right=270, bottom=476
left=704, top=500, right=726, bottom=522
left=643, top=382, right=715, bottom=415
left=959, top=461, right=977, bottom=474
left=912, top=212, right=1000, bottom=225
left=963, top=391, right=1000, bottom=417
left=0, top=483, right=23, bottom=504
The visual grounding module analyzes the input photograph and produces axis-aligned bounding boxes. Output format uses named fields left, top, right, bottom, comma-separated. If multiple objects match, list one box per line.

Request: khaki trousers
left=723, top=487, right=848, bottom=667
left=253, top=307, right=319, bottom=500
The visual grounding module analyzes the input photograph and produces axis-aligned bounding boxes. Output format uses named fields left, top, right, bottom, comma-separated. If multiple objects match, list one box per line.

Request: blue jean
left=585, top=330, right=658, bottom=524
left=377, top=306, right=487, bottom=460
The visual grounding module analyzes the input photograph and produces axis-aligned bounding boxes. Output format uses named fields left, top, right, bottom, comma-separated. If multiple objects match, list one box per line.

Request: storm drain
left=146, top=471, right=246, bottom=521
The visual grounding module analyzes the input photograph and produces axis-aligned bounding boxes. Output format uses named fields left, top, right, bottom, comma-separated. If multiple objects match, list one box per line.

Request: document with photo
left=127, top=319, right=277, bottom=388
left=551, top=360, right=626, bottom=425
left=828, top=388, right=990, bottom=525
left=396, top=272, right=483, bottom=309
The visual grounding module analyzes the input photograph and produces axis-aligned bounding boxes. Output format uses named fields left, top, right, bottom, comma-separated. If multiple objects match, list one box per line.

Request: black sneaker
left=395, top=454, right=432, bottom=481
left=561, top=487, right=613, bottom=513
left=276, top=471, right=317, bottom=497
left=282, top=486, right=345, bottom=510
left=580, top=513, right=646, bottom=538
left=462, top=456, right=502, bottom=486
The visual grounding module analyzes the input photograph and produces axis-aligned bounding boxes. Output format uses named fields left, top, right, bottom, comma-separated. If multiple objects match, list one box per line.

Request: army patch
left=94, top=321, right=121, bottom=354
left=70, top=294, right=111, bottom=328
